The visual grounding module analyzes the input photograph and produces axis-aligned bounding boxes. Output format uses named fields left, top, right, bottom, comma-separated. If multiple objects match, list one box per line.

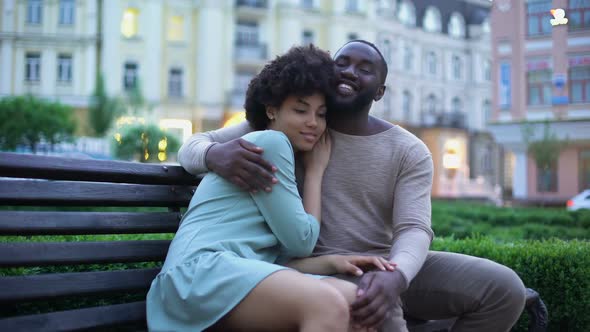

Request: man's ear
left=374, top=85, right=386, bottom=102
left=266, top=106, right=277, bottom=121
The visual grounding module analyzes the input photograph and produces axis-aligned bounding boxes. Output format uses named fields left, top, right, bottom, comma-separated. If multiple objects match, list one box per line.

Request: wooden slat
left=0, top=179, right=195, bottom=207
left=0, top=152, right=200, bottom=185
left=0, top=211, right=181, bottom=235
left=0, top=268, right=159, bottom=302
left=0, top=240, right=171, bottom=267
left=0, top=301, right=147, bottom=331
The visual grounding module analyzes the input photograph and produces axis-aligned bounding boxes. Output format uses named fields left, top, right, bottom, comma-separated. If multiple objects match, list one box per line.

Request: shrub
left=432, top=237, right=590, bottom=332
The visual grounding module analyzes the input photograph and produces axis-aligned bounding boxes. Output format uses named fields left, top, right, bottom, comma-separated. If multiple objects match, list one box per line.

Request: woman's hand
left=302, top=131, right=332, bottom=174
left=329, top=255, right=396, bottom=276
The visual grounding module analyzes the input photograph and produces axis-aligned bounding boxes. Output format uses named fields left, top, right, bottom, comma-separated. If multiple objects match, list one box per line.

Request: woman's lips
left=301, top=133, right=318, bottom=142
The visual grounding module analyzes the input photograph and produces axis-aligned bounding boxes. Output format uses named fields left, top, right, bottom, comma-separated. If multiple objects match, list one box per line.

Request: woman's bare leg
left=211, top=270, right=350, bottom=332
left=321, top=278, right=376, bottom=332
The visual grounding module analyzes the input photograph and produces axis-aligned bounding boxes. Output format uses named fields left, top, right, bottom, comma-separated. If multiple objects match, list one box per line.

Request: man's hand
left=351, top=270, right=406, bottom=329
left=206, top=138, right=277, bottom=192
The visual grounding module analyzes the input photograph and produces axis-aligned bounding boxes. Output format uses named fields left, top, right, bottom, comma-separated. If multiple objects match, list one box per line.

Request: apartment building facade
left=488, top=0, right=590, bottom=203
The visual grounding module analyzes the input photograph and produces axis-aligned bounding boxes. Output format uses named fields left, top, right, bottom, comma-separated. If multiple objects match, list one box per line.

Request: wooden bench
left=0, top=152, right=548, bottom=331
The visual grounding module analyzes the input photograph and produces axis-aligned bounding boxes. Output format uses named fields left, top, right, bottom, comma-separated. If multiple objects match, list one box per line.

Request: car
left=566, top=189, right=590, bottom=211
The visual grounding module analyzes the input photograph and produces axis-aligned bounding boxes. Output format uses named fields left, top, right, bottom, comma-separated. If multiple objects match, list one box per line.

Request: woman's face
left=267, top=93, right=327, bottom=152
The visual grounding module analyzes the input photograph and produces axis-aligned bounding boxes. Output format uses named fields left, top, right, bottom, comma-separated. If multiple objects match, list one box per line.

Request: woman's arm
left=301, top=132, right=331, bottom=221
left=285, top=255, right=396, bottom=276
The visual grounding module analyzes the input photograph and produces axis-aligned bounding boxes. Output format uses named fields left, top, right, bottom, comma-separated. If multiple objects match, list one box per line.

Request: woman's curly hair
left=244, top=44, right=335, bottom=130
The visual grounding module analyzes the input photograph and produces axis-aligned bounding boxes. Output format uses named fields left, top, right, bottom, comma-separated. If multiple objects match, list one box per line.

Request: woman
left=147, top=45, right=394, bottom=332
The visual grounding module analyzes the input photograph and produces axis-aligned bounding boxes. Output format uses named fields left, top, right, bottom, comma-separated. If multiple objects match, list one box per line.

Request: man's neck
left=329, top=111, right=393, bottom=136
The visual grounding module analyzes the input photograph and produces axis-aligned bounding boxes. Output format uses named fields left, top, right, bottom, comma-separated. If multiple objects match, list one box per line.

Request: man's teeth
left=339, top=84, right=354, bottom=92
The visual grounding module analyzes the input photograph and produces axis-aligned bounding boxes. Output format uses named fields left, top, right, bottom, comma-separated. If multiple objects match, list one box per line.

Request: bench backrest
left=0, top=152, right=199, bottom=331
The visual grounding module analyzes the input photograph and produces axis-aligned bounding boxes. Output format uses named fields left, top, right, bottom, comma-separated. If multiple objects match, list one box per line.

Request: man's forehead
left=334, top=42, right=379, bottom=61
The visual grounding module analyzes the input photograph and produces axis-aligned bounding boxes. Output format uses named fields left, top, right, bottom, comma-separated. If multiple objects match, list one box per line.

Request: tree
left=522, top=120, right=568, bottom=193
left=113, top=124, right=180, bottom=163
left=0, top=95, right=76, bottom=153
left=88, top=73, right=124, bottom=137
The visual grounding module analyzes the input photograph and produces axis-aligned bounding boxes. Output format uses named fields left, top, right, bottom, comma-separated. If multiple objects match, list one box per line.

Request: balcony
left=236, top=0, right=268, bottom=19
left=421, top=112, right=467, bottom=129
left=234, top=43, right=268, bottom=66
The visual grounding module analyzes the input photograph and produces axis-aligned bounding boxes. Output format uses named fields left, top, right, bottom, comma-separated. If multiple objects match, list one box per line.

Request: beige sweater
left=178, top=121, right=434, bottom=287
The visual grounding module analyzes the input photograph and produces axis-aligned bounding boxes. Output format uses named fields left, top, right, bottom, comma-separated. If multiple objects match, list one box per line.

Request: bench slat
left=0, top=211, right=181, bottom=235
left=0, top=268, right=159, bottom=302
left=0, top=301, right=147, bottom=331
left=0, top=152, right=199, bottom=185
left=0, top=179, right=194, bottom=207
left=0, top=240, right=171, bottom=267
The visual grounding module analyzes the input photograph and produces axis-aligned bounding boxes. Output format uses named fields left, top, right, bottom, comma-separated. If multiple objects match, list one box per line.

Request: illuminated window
left=121, top=8, right=139, bottom=38
left=527, top=63, right=552, bottom=105
left=569, top=0, right=590, bottom=30
left=423, top=6, right=442, bottom=33
left=448, top=12, right=465, bottom=38
left=527, top=1, right=552, bottom=36
left=397, top=0, right=416, bottom=26
left=569, top=65, right=590, bottom=103
left=26, top=0, right=43, bottom=24
left=168, top=15, right=184, bottom=41
left=57, top=54, right=72, bottom=83
left=59, top=0, right=75, bottom=25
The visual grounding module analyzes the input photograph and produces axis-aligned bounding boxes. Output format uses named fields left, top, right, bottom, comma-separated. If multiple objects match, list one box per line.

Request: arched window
left=403, top=90, right=412, bottom=121
left=426, top=94, right=437, bottom=113
left=448, top=12, right=465, bottom=38
left=426, top=51, right=437, bottom=75
left=397, top=0, right=416, bottom=26
left=452, top=97, right=462, bottom=113
left=423, top=6, right=442, bottom=32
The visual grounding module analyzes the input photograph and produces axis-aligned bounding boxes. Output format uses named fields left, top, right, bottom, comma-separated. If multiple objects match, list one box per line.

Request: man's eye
left=359, top=68, right=371, bottom=74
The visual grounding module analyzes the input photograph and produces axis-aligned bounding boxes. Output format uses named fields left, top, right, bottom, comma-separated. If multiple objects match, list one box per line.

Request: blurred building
left=0, top=0, right=498, bottom=199
left=488, top=0, right=590, bottom=204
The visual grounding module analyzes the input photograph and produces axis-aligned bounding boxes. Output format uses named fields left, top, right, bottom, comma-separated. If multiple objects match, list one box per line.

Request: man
left=178, top=40, right=526, bottom=331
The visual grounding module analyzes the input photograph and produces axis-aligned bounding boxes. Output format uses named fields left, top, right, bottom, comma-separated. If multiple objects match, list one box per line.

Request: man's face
left=330, top=42, right=385, bottom=113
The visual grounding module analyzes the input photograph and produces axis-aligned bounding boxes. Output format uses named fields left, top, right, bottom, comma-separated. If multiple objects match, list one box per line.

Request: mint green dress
left=146, top=130, right=320, bottom=331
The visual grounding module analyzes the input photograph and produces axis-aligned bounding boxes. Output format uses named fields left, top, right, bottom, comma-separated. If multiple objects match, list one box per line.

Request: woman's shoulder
left=242, top=130, right=292, bottom=153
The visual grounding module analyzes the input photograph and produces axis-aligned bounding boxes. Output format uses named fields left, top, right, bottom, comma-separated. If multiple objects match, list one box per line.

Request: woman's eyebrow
left=296, top=98, right=310, bottom=106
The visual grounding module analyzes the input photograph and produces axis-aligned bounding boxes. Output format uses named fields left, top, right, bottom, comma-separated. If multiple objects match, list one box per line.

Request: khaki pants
left=338, top=251, right=526, bottom=332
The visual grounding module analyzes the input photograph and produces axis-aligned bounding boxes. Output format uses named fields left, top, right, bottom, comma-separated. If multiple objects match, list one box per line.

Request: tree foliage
left=113, top=124, right=180, bottom=163
left=88, top=73, right=124, bottom=137
left=0, top=95, right=76, bottom=153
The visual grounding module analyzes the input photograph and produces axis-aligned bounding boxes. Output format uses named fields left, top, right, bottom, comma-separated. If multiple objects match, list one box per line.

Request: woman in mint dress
left=146, top=45, right=394, bottom=332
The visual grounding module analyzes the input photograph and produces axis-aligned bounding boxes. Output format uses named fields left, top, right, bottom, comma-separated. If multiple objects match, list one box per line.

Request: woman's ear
left=266, top=106, right=277, bottom=121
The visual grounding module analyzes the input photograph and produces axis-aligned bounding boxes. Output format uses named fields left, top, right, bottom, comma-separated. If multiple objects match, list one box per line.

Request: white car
left=567, top=189, right=590, bottom=211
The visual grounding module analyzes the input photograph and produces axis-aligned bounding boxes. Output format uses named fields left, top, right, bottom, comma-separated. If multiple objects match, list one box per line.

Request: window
left=26, top=0, right=43, bottom=24
left=452, top=55, right=462, bottom=80
left=301, top=0, right=315, bottom=9
left=123, top=62, right=138, bottom=90
left=569, top=65, right=590, bottom=103
left=398, top=0, right=416, bottom=26
left=448, top=12, right=465, bottom=38
left=402, top=91, right=412, bottom=121
left=381, top=39, right=391, bottom=66
left=59, top=0, right=75, bottom=25
left=581, top=150, right=590, bottom=190
left=527, top=1, right=552, bottom=36
left=569, top=0, right=590, bottom=31
left=537, top=161, right=558, bottom=192
left=168, top=15, right=184, bottom=41
left=404, top=45, right=413, bottom=71
left=499, top=62, right=511, bottom=109
left=527, top=65, right=552, bottom=105
left=347, top=33, right=359, bottom=41
left=426, top=94, right=437, bottom=113
left=25, top=53, right=41, bottom=82
left=168, top=68, right=183, bottom=98
left=236, top=21, right=259, bottom=46
left=423, top=6, right=441, bottom=33
left=483, top=60, right=491, bottom=81
left=57, top=54, right=72, bottom=83
left=302, top=30, right=314, bottom=45
left=346, top=0, right=359, bottom=13
left=382, top=89, right=392, bottom=119
left=426, top=52, right=437, bottom=75
left=452, top=97, right=462, bottom=114
left=121, top=8, right=139, bottom=38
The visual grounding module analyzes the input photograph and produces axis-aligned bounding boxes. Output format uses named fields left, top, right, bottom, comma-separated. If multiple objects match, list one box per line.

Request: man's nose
left=341, top=65, right=358, bottom=79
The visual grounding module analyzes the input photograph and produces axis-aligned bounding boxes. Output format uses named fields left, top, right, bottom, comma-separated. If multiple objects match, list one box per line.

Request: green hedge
left=432, top=237, right=590, bottom=332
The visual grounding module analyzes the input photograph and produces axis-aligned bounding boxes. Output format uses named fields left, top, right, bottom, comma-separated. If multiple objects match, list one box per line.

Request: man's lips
left=337, top=81, right=358, bottom=96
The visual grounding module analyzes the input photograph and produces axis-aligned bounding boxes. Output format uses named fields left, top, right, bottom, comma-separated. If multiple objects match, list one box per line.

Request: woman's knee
left=306, top=283, right=350, bottom=322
